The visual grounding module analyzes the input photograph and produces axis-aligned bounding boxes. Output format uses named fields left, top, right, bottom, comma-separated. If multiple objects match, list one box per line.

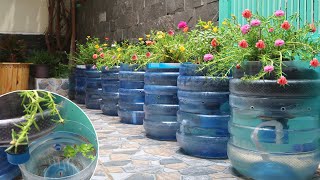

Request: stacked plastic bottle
left=228, top=61, right=320, bottom=180
left=176, top=63, right=230, bottom=158
left=143, top=63, right=180, bottom=140
left=84, top=65, right=102, bottom=109
left=118, top=64, right=145, bottom=124
left=75, top=66, right=86, bottom=104
left=100, top=66, right=120, bottom=116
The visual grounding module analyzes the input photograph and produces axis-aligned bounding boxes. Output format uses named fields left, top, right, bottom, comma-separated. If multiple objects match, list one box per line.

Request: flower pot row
left=90, top=62, right=320, bottom=180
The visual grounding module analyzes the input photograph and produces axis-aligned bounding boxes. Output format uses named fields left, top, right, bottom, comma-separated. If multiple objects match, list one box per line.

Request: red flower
left=281, top=21, right=291, bottom=30
left=255, top=40, right=266, bottom=49
left=236, top=64, right=241, bottom=69
left=310, top=58, right=319, bottom=67
left=146, top=52, right=151, bottom=58
left=92, top=54, right=98, bottom=59
left=211, top=38, right=218, bottom=47
left=99, top=53, right=105, bottom=58
left=269, top=28, right=274, bottom=32
left=183, top=27, right=189, bottom=33
left=168, top=30, right=175, bottom=36
left=277, top=76, right=288, bottom=86
left=310, top=23, right=317, bottom=33
left=238, top=39, right=248, bottom=48
left=146, top=40, right=154, bottom=46
left=242, top=9, right=252, bottom=19
left=132, top=54, right=138, bottom=61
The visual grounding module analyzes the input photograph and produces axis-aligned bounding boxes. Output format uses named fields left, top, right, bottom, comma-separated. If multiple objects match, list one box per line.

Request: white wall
left=0, top=0, right=48, bottom=34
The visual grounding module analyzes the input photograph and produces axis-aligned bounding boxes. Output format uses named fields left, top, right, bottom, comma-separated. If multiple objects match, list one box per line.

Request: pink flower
left=255, top=40, right=266, bottom=49
left=269, top=28, right=274, bottom=32
left=310, top=23, right=317, bottom=33
left=242, top=9, right=252, bottom=19
left=105, top=66, right=109, bottom=71
left=203, top=54, right=214, bottom=61
left=178, top=21, right=188, bottom=29
left=264, top=65, right=274, bottom=73
left=275, top=39, right=285, bottom=47
left=168, top=30, right=175, bottom=36
left=92, top=65, right=97, bottom=69
left=274, top=10, right=285, bottom=17
left=240, top=24, right=251, bottom=34
left=310, top=58, right=319, bottom=67
left=281, top=21, right=291, bottom=30
left=251, top=19, right=261, bottom=26
left=97, top=48, right=103, bottom=52
left=92, top=54, right=98, bottom=59
left=238, top=39, right=249, bottom=48
left=99, top=53, right=105, bottom=58
left=277, top=76, right=288, bottom=86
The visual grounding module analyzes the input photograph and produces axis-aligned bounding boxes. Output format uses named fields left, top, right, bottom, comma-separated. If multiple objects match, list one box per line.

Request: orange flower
left=146, top=52, right=151, bottom=58
left=211, top=38, right=218, bottom=47
left=146, top=40, right=154, bottom=46
left=277, top=76, right=288, bottom=86
left=281, top=21, right=291, bottom=30
left=310, top=23, right=317, bottom=33
left=183, top=27, right=189, bottom=33
left=99, top=53, right=105, bottom=58
left=242, top=9, right=252, bottom=19
left=92, top=54, right=98, bottom=59
left=132, top=54, right=138, bottom=61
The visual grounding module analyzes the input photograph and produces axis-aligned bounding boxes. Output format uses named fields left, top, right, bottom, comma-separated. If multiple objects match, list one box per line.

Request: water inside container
left=20, top=131, right=95, bottom=179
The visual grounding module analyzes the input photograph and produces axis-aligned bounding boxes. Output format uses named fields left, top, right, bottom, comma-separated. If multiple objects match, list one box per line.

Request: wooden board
left=0, top=63, right=31, bottom=95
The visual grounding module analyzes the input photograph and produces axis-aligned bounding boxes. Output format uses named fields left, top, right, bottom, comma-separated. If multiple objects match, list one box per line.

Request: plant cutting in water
left=63, top=143, right=95, bottom=160
left=199, top=9, right=320, bottom=84
left=5, top=91, right=65, bottom=154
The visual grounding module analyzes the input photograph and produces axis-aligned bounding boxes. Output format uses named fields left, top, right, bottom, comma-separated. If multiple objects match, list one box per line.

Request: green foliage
left=27, top=50, right=58, bottom=64
left=5, top=91, right=65, bottom=154
left=63, top=144, right=96, bottom=160
left=200, top=11, right=320, bottom=80
left=0, top=35, right=27, bottom=62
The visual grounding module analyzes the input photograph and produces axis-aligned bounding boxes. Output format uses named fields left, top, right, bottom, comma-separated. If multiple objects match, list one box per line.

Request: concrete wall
left=76, top=0, right=219, bottom=42
left=0, top=0, right=48, bottom=34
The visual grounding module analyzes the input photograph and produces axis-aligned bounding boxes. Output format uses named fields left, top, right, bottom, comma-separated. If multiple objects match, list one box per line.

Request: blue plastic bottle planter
left=85, top=65, right=102, bottom=109
left=0, top=147, right=20, bottom=179
left=101, top=66, right=120, bottom=116
left=118, top=64, right=145, bottom=124
left=68, top=68, right=76, bottom=100
left=228, top=61, right=320, bottom=180
left=176, top=63, right=230, bottom=158
left=143, top=63, right=180, bottom=140
left=75, top=65, right=86, bottom=104
left=6, top=146, right=30, bottom=165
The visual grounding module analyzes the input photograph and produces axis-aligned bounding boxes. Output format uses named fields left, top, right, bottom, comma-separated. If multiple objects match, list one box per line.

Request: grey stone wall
left=76, top=0, right=219, bottom=42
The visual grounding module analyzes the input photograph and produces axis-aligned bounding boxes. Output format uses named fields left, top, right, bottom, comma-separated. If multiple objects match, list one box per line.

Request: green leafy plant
left=63, top=143, right=95, bottom=160
left=27, top=50, right=58, bottom=64
left=201, top=9, right=320, bottom=84
left=5, top=91, right=65, bottom=154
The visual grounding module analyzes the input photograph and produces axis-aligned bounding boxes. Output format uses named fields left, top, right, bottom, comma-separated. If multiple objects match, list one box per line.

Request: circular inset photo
left=0, top=90, right=98, bottom=180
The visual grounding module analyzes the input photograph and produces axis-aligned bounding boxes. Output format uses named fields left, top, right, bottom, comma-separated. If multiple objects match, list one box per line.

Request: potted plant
left=175, top=20, right=231, bottom=158
left=74, top=36, right=104, bottom=109
left=140, top=25, right=188, bottom=140
left=96, top=39, right=121, bottom=116
left=0, top=35, right=30, bottom=95
left=27, top=50, right=56, bottom=78
left=207, top=9, right=320, bottom=179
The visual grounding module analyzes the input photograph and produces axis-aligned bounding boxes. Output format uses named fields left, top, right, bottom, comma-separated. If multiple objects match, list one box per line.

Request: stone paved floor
left=79, top=104, right=320, bottom=180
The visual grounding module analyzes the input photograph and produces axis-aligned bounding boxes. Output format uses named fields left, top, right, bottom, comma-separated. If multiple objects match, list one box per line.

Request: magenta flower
left=251, top=19, right=261, bottom=26
left=264, top=65, right=274, bottom=73
left=240, top=24, right=251, bottom=34
left=274, top=10, right=285, bottom=17
left=275, top=39, right=285, bottom=47
left=178, top=21, right=188, bottom=29
left=204, top=54, right=214, bottom=61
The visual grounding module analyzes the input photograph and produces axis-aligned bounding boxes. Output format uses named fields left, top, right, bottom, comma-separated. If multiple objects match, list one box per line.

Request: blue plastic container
left=6, top=146, right=30, bottom=165
left=228, top=61, right=320, bottom=180
left=68, top=68, right=76, bottom=100
left=85, top=65, right=102, bottom=109
left=101, top=66, right=120, bottom=116
left=118, top=64, right=145, bottom=124
left=143, top=63, right=180, bottom=140
left=75, top=65, right=86, bottom=104
left=0, top=147, right=21, bottom=179
left=176, top=63, right=230, bottom=158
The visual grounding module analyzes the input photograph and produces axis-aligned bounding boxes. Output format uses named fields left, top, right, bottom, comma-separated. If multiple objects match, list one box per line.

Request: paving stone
left=165, top=163, right=188, bottom=170
left=103, top=160, right=132, bottom=166
left=156, top=172, right=181, bottom=180
left=132, top=160, right=150, bottom=165
left=210, top=172, right=237, bottom=179
left=180, top=166, right=217, bottom=176
left=126, top=173, right=155, bottom=180
left=160, top=158, right=183, bottom=165
left=123, top=165, right=163, bottom=173
left=110, top=154, right=132, bottom=161
left=106, top=166, right=124, bottom=173
left=182, top=175, right=211, bottom=180
left=145, top=147, right=176, bottom=157
left=110, top=173, right=133, bottom=180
